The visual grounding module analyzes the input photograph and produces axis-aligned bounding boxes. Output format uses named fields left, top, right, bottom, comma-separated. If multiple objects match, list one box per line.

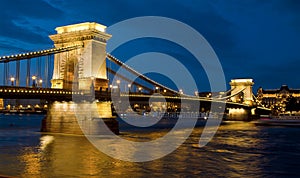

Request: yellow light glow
left=230, top=79, right=253, bottom=84
left=56, top=22, right=107, bottom=34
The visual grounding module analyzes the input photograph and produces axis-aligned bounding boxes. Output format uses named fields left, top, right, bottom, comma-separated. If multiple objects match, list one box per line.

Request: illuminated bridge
left=0, top=22, right=270, bottom=134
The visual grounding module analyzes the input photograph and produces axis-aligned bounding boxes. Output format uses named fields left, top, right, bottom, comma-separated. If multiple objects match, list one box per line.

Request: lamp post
left=138, top=87, right=142, bottom=93
left=10, top=77, right=15, bottom=86
left=32, top=75, right=36, bottom=87
left=179, top=89, right=183, bottom=95
left=39, top=79, right=43, bottom=88
left=127, top=84, right=131, bottom=92
left=116, top=80, right=120, bottom=88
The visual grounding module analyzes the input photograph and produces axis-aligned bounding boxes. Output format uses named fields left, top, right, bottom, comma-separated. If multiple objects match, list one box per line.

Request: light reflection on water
left=0, top=114, right=300, bottom=177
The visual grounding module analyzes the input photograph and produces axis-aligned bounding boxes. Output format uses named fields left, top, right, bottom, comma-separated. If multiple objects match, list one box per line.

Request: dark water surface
left=0, top=114, right=300, bottom=177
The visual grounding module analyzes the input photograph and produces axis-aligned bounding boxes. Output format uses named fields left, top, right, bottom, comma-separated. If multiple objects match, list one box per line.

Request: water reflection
left=1, top=116, right=300, bottom=177
left=36, top=122, right=262, bottom=177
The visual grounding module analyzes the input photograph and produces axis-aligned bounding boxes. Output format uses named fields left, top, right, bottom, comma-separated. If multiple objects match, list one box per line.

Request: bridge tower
left=230, top=79, right=254, bottom=105
left=42, top=22, right=118, bottom=135
left=49, top=22, right=111, bottom=90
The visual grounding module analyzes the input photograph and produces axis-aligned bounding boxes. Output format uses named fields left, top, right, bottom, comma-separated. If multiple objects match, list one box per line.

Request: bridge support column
left=41, top=101, right=119, bottom=135
left=43, top=22, right=118, bottom=135
left=230, top=79, right=254, bottom=106
left=49, top=22, right=111, bottom=91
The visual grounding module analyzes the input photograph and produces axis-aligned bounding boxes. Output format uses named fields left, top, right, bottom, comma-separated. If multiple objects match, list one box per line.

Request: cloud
left=0, top=0, right=64, bottom=53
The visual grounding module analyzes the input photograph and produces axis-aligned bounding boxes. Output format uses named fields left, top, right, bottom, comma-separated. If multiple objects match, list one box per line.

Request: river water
left=0, top=113, right=300, bottom=177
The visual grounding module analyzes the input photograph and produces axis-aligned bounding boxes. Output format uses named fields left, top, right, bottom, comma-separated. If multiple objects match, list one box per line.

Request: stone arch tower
left=49, top=22, right=112, bottom=91
left=230, top=79, right=254, bottom=105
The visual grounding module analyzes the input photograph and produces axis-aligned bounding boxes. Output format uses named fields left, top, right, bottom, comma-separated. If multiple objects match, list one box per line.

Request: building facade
left=257, top=85, right=300, bottom=113
left=0, top=98, right=3, bottom=110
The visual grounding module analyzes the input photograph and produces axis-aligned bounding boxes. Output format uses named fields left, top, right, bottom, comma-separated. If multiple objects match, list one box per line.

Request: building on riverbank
left=0, top=99, right=3, bottom=110
left=257, top=85, right=300, bottom=113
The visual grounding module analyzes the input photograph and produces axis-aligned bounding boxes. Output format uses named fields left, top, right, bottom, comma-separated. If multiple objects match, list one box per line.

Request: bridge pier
left=227, top=108, right=252, bottom=121
left=41, top=101, right=119, bottom=135
left=41, top=22, right=118, bottom=135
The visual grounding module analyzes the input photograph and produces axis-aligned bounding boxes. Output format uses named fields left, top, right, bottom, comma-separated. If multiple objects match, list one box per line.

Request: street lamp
left=32, top=75, right=36, bottom=87
left=127, top=84, right=131, bottom=92
left=138, top=87, right=142, bottom=93
left=39, top=79, right=43, bottom=88
left=10, top=77, right=15, bottom=86
left=179, top=89, right=183, bottom=94
left=155, top=86, right=159, bottom=93
left=116, top=80, right=120, bottom=90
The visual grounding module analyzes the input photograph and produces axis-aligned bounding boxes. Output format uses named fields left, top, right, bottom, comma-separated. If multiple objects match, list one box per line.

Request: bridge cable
left=0, top=44, right=83, bottom=63
left=107, top=67, right=152, bottom=92
left=16, top=60, right=20, bottom=86
left=106, top=53, right=182, bottom=96
left=26, top=59, right=31, bottom=87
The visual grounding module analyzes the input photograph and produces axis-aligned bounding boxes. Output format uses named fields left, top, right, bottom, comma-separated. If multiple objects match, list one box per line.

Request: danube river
left=0, top=114, right=300, bottom=177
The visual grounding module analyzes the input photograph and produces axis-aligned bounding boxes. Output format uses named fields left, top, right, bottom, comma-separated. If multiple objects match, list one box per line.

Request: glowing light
left=40, top=135, right=54, bottom=150
left=56, top=22, right=107, bottom=34
left=179, top=89, right=183, bottom=94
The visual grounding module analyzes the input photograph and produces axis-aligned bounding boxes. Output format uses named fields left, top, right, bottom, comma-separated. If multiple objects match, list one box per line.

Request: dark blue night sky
left=0, top=0, right=299, bottom=92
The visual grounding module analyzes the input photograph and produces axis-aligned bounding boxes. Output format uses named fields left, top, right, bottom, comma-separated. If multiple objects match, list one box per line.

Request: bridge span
left=0, top=22, right=270, bottom=135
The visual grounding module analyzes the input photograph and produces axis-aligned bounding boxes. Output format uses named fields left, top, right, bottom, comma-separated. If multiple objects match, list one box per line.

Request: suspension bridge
left=0, top=22, right=270, bottom=135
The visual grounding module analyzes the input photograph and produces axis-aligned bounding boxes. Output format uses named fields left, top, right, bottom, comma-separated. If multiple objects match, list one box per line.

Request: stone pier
left=41, top=101, right=119, bottom=135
